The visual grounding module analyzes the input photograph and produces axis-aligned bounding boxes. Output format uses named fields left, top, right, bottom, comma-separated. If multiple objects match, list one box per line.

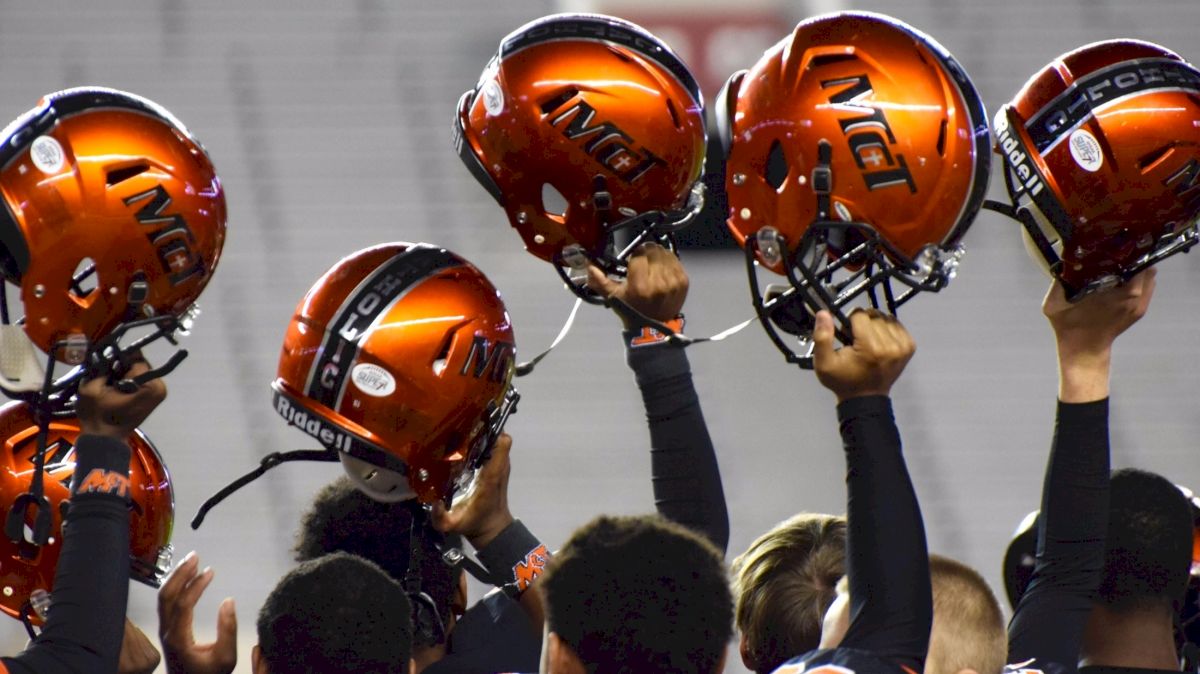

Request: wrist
left=1057, top=346, right=1112, bottom=403
left=467, top=511, right=514, bottom=551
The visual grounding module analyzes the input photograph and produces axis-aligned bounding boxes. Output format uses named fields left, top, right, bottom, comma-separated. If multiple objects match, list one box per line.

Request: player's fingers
left=585, top=265, right=621, bottom=298
left=176, top=566, right=216, bottom=612
left=214, top=597, right=238, bottom=668
left=159, top=552, right=199, bottom=607
left=811, top=310, right=838, bottom=366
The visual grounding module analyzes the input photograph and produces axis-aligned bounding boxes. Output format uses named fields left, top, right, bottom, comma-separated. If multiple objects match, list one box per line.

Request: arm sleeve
left=837, top=396, right=931, bottom=670
left=3, top=434, right=132, bottom=674
left=1007, top=399, right=1110, bottom=669
left=625, top=335, right=730, bottom=555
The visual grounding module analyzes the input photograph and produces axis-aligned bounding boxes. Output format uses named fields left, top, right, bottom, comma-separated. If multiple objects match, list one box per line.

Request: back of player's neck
left=1080, top=604, right=1179, bottom=671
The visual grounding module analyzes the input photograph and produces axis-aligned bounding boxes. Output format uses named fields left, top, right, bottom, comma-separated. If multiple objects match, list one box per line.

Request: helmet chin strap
left=190, top=448, right=339, bottom=529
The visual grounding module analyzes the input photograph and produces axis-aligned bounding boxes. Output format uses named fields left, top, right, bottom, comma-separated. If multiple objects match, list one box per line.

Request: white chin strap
left=0, top=325, right=47, bottom=393
left=339, top=453, right=416, bottom=503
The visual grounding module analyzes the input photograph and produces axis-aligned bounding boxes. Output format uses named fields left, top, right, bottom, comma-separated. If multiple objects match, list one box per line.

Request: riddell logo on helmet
left=821, top=75, right=917, bottom=193
left=543, top=96, right=664, bottom=183
left=993, top=110, right=1045, bottom=197
left=276, top=393, right=355, bottom=453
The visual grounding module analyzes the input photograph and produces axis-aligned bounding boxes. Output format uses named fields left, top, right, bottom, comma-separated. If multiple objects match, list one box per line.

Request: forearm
left=1008, top=399, right=1109, bottom=666
left=838, top=396, right=931, bottom=668
left=626, top=336, right=729, bottom=554
left=4, top=434, right=131, bottom=674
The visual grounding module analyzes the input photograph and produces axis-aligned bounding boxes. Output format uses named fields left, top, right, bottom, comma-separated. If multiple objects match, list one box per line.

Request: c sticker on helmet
left=30, top=136, right=64, bottom=174
left=1069, top=129, right=1103, bottom=172
left=351, top=363, right=396, bottom=397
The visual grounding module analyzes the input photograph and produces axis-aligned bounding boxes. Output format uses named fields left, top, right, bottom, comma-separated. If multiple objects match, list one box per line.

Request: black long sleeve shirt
left=3, top=434, right=132, bottom=674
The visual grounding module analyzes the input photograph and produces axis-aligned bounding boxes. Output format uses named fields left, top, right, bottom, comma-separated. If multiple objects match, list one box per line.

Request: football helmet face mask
left=455, top=13, right=707, bottom=302
left=0, top=401, right=173, bottom=627
left=990, top=40, right=1200, bottom=298
left=274, top=243, right=518, bottom=505
left=717, top=12, right=990, bottom=366
left=0, top=87, right=226, bottom=399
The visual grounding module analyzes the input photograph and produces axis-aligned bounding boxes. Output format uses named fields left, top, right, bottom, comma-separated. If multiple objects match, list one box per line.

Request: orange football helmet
left=0, top=87, right=226, bottom=396
left=990, top=40, right=1200, bottom=297
left=240, top=243, right=513, bottom=509
left=717, top=12, right=990, bottom=366
left=0, top=401, right=173, bottom=627
left=455, top=13, right=706, bottom=300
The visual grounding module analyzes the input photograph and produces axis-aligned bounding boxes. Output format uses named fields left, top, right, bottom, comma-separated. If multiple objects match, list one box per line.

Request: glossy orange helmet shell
left=720, top=11, right=989, bottom=270
left=0, top=401, right=173, bottom=625
left=994, top=40, right=1200, bottom=296
left=455, top=14, right=706, bottom=271
left=0, top=87, right=226, bottom=359
left=274, top=243, right=517, bottom=504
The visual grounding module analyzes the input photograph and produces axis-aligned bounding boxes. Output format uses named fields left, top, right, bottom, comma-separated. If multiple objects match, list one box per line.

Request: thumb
left=215, top=598, right=238, bottom=661
left=585, top=265, right=622, bottom=298
left=430, top=501, right=452, bottom=532
left=812, top=310, right=838, bottom=365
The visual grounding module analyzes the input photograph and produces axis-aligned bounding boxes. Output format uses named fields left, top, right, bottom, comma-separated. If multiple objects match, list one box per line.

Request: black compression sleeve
left=3, top=434, right=132, bottom=674
left=1008, top=399, right=1109, bottom=669
left=625, top=336, right=729, bottom=554
left=837, top=396, right=931, bottom=669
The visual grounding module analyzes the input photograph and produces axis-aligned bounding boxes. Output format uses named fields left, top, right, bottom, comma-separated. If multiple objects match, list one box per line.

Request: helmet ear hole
left=764, top=140, right=789, bottom=191
left=541, top=183, right=569, bottom=218
left=68, top=258, right=97, bottom=302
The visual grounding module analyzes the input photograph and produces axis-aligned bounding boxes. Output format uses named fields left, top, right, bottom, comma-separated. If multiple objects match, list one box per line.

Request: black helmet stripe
left=303, top=245, right=460, bottom=408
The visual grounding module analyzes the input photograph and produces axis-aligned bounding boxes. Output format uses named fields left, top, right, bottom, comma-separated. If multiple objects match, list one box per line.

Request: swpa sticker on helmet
left=351, top=363, right=396, bottom=397
left=30, top=136, right=64, bottom=174
left=1069, top=129, right=1103, bottom=173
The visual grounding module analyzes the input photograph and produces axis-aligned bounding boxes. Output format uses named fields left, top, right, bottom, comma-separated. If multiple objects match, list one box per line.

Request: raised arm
left=4, top=363, right=166, bottom=674
left=588, top=243, right=729, bottom=553
left=1008, top=270, right=1156, bottom=668
left=813, top=309, right=930, bottom=669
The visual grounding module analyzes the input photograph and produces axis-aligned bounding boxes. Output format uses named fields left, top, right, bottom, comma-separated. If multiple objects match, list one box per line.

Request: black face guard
left=743, top=142, right=964, bottom=369
left=552, top=176, right=705, bottom=305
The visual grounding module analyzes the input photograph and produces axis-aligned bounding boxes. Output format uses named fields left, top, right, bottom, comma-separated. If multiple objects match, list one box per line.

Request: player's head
left=820, top=554, right=1005, bottom=674
left=926, top=555, right=1006, bottom=674
left=293, top=476, right=463, bottom=650
left=456, top=13, right=707, bottom=301
left=540, top=514, right=733, bottom=674
left=253, top=552, right=413, bottom=674
left=731, top=513, right=846, bottom=673
left=1096, top=468, right=1193, bottom=611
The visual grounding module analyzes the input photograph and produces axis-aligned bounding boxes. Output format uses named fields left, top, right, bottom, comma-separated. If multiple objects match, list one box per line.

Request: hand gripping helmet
left=454, top=13, right=707, bottom=301
left=717, top=12, right=990, bottom=366
left=273, top=243, right=517, bottom=505
left=991, top=40, right=1200, bottom=298
left=0, top=87, right=226, bottom=396
left=0, top=401, right=172, bottom=628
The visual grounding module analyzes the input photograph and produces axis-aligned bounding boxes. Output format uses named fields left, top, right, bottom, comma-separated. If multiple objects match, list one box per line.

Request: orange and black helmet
left=992, top=40, right=1200, bottom=297
left=455, top=14, right=706, bottom=298
left=274, top=243, right=517, bottom=504
left=0, top=401, right=173, bottom=626
left=717, top=12, right=989, bottom=366
left=0, top=87, right=226, bottom=366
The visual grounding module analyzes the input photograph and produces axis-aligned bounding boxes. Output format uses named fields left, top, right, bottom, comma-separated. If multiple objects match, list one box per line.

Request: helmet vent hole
left=540, top=88, right=579, bottom=116
left=764, top=140, right=788, bottom=191
left=69, top=258, right=97, bottom=300
left=432, top=330, right=455, bottom=376
left=666, top=100, right=682, bottom=130
left=541, top=183, right=569, bottom=217
left=105, top=163, right=149, bottom=187
left=1137, top=144, right=1177, bottom=174
left=808, top=53, right=858, bottom=69
left=936, top=119, right=947, bottom=157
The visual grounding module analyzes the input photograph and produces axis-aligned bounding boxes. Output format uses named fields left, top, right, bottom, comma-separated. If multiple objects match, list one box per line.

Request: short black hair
left=542, top=514, right=733, bottom=674
left=257, top=551, right=412, bottom=673
left=293, top=476, right=461, bottom=647
left=1098, top=468, right=1193, bottom=610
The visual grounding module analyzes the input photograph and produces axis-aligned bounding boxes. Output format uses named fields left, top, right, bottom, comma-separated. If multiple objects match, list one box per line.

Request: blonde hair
left=732, top=513, right=847, bottom=674
left=927, top=554, right=1007, bottom=674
